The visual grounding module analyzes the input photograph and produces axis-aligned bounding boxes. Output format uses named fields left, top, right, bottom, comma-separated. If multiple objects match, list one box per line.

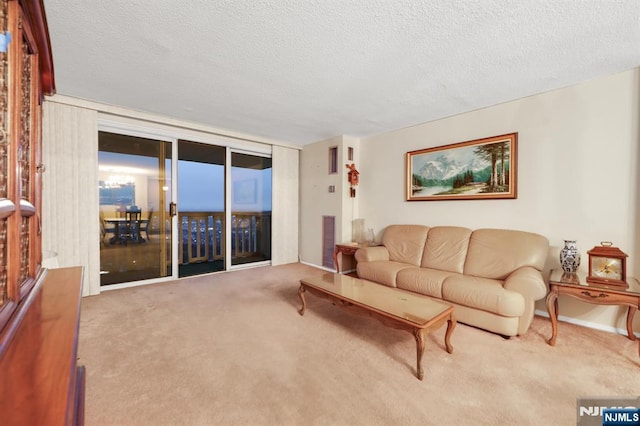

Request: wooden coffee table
left=298, top=273, right=456, bottom=380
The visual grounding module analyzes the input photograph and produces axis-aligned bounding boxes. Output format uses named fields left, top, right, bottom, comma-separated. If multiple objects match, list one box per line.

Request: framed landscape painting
left=406, top=133, right=517, bottom=201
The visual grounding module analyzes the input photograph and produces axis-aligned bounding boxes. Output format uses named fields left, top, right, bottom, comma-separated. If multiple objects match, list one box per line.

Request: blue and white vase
left=559, top=240, right=580, bottom=273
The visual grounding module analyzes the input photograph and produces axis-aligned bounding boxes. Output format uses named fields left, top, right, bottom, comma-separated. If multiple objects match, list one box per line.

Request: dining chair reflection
left=100, top=211, right=116, bottom=246
left=139, top=208, right=153, bottom=241
left=123, top=208, right=143, bottom=243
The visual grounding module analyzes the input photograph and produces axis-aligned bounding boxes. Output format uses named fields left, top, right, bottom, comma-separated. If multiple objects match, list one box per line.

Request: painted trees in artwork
left=474, top=141, right=510, bottom=192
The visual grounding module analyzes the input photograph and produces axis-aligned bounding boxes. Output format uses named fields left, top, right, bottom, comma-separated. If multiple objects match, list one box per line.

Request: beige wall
left=300, top=68, right=640, bottom=334
left=299, top=136, right=342, bottom=267
left=299, top=135, right=361, bottom=266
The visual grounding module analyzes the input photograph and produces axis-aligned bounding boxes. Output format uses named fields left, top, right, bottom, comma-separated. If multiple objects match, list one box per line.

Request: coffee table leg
left=298, top=285, right=306, bottom=316
left=444, top=315, right=456, bottom=354
left=413, top=328, right=425, bottom=381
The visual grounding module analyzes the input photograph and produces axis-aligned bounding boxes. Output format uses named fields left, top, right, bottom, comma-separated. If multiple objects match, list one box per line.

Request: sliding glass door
left=177, top=141, right=226, bottom=277
left=98, top=132, right=272, bottom=286
left=230, top=152, right=272, bottom=266
left=98, top=132, right=173, bottom=285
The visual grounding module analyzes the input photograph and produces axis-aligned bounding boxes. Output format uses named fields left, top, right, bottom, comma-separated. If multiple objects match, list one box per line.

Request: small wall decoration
left=346, top=163, right=359, bottom=198
left=406, top=133, right=517, bottom=201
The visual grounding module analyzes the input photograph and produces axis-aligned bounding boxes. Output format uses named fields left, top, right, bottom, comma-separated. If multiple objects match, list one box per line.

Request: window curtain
left=271, top=145, right=299, bottom=265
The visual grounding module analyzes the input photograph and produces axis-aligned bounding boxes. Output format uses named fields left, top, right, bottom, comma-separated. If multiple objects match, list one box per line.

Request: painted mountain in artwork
left=417, top=154, right=490, bottom=183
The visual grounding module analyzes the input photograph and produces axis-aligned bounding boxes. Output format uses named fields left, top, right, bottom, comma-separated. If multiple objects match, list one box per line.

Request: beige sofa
left=354, top=225, right=549, bottom=337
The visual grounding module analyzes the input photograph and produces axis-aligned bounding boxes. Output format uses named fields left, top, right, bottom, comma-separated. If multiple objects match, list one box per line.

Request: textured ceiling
left=45, top=1, right=640, bottom=145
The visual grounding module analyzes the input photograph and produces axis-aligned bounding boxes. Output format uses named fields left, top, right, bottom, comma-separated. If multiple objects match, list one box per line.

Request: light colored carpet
left=79, top=263, right=640, bottom=426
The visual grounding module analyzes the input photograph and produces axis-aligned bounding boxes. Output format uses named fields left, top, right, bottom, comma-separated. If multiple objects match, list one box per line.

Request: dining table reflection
left=104, top=216, right=149, bottom=244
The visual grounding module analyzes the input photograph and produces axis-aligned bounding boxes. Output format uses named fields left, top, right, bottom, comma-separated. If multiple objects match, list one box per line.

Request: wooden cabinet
left=0, top=2, right=81, bottom=425
left=0, top=0, right=55, bottom=325
left=0, top=267, right=85, bottom=425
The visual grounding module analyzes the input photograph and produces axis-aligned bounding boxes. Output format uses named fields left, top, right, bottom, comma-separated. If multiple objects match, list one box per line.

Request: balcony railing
left=177, top=211, right=271, bottom=265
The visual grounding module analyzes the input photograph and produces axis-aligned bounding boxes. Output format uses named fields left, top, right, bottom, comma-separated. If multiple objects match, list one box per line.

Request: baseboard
left=534, top=309, right=640, bottom=338
left=299, top=260, right=334, bottom=272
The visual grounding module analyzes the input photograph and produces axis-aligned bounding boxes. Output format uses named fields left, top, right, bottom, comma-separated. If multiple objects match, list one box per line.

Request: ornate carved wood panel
left=18, top=7, right=36, bottom=286
left=0, top=0, right=8, bottom=307
left=0, top=0, right=55, bottom=326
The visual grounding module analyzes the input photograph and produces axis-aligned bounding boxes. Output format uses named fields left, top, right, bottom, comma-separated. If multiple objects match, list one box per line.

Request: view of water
left=414, top=185, right=451, bottom=196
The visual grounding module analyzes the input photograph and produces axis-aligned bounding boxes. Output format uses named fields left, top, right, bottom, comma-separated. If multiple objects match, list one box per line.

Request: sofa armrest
left=503, top=266, right=548, bottom=301
left=355, top=246, right=390, bottom=262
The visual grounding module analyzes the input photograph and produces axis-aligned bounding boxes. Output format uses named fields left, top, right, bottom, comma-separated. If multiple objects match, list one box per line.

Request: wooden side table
left=333, top=243, right=369, bottom=273
left=546, top=269, right=640, bottom=357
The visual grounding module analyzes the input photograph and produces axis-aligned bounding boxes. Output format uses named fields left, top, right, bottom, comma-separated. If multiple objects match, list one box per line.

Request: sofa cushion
left=421, top=226, right=472, bottom=273
left=382, top=225, right=429, bottom=266
left=356, top=261, right=415, bottom=287
left=442, top=275, right=525, bottom=317
left=396, top=267, right=459, bottom=299
left=463, top=229, right=549, bottom=280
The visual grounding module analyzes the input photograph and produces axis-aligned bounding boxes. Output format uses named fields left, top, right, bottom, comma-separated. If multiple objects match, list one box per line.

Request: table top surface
left=300, top=273, right=452, bottom=326
left=335, top=242, right=376, bottom=248
left=548, top=269, right=640, bottom=296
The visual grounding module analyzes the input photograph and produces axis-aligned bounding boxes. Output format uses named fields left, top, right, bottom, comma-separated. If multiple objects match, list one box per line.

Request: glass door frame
left=97, top=119, right=274, bottom=287
left=97, top=120, right=180, bottom=288
left=226, top=148, right=272, bottom=271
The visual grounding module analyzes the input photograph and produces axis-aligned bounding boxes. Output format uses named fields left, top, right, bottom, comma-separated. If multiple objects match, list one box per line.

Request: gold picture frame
left=406, top=133, right=517, bottom=201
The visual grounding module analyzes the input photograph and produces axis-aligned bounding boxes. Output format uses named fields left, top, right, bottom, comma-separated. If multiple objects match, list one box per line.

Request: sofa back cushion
left=382, top=225, right=429, bottom=266
left=421, top=226, right=472, bottom=273
left=464, top=229, right=549, bottom=279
